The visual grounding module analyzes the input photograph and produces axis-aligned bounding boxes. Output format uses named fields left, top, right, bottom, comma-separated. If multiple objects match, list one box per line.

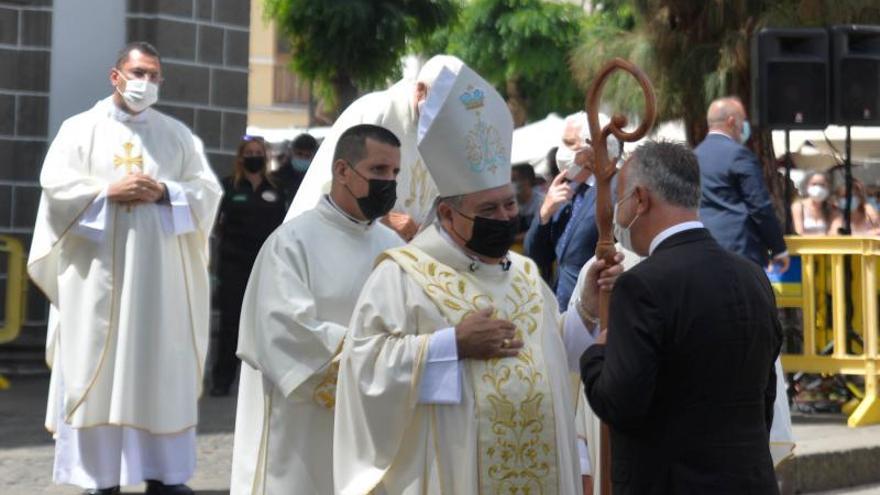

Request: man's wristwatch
left=156, top=183, right=169, bottom=204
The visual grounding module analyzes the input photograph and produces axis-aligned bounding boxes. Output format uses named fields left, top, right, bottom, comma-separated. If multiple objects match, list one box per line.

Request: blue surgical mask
left=292, top=158, right=310, bottom=172
left=838, top=197, right=861, bottom=211
left=739, top=120, right=751, bottom=144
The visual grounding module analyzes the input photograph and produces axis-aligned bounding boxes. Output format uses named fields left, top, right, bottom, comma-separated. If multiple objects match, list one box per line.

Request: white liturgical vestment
left=284, top=80, right=438, bottom=223
left=230, top=196, right=403, bottom=495
left=27, top=97, right=222, bottom=488
left=333, top=224, right=585, bottom=495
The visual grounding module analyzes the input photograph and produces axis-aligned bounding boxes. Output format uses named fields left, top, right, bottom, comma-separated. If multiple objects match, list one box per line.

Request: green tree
left=265, top=0, right=457, bottom=117
left=422, top=0, right=587, bottom=125
left=573, top=0, right=880, bottom=146
left=572, top=0, right=880, bottom=212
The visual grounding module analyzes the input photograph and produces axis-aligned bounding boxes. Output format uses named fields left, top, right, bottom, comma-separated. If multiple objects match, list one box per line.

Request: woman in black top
left=211, top=136, right=287, bottom=396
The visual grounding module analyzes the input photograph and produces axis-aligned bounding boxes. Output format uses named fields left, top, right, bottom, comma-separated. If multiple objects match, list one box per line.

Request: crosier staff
left=585, top=57, right=656, bottom=495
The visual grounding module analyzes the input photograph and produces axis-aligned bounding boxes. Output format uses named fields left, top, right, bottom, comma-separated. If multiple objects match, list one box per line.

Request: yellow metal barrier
left=774, top=236, right=880, bottom=427
left=0, top=235, right=27, bottom=390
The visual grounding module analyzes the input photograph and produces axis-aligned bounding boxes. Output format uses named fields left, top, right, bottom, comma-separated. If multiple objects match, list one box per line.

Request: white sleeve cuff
left=773, top=250, right=789, bottom=260
left=563, top=309, right=597, bottom=371
left=158, top=180, right=195, bottom=235
left=418, top=327, right=462, bottom=404
left=578, top=438, right=592, bottom=475
left=72, top=188, right=108, bottom=242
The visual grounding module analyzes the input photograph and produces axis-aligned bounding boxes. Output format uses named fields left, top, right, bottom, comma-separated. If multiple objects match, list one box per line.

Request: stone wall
left=127, top=0, right=251, bottom=178
left=0, top=0, right=250, bottom=359
left=0, top=0, right=53, bottom=347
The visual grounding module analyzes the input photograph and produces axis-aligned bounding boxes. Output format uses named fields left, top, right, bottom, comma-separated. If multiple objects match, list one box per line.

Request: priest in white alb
left=230, top=124, right=405, bottom=494
left=332, top=65, right=621, bottom=495
left=284, top=54, right=466, bottom=239
left=27, top=42, right=222, bottom=495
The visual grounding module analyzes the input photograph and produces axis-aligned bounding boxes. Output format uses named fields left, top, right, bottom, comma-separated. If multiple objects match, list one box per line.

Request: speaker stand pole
left=784, top=129, right=793, bottom=233
left=843, top=125, right=853, bottom=235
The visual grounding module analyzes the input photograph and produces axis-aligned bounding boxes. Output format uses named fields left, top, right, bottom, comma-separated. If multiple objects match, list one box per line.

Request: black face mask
left=454, top=209, right=518, bottom=259
left=346, top=166, right=397, bottom=221
left=243, top=156, right=266, bottom=173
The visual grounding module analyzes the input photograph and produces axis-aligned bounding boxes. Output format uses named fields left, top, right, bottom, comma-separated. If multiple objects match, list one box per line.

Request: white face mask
left=117, top=75, right=159, bottom=113
left=807, top=184, right=828, bottom=201
left=613, top=192, right=639, bottom=252
left=555, top=146, right=584, bottom=180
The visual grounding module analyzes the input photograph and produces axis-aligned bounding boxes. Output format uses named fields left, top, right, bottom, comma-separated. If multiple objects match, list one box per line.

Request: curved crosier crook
left=585, top=57, right=656, bottom=495
left=586, top=57, right=657, bottom=316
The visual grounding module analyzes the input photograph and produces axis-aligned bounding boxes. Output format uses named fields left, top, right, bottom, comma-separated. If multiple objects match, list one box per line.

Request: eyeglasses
left=242, top=135, right=265, bottom=142
left=117, top=68, right=163, bottom=83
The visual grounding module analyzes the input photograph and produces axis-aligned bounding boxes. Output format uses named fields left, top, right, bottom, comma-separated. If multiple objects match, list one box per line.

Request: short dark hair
left=333, top=124, right=401, bottom=165
left=511, top=164, right=536, bottom=182
left=291, top=133, right=318, bottom=153
left=116, top=41, right=161, bottom=68
left=626, top=140, right=701, bottom=209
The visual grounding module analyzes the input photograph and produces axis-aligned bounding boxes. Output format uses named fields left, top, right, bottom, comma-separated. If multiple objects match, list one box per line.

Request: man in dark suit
left=524, top=112, right=601, bottom=309
left=581, top=141, right=781, bottom=494
left=695, top=96, right=789, bottom=272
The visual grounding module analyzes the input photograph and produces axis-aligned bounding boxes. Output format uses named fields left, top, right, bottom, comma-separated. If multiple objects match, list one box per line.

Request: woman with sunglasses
left=211, top=136, right=287, bottom=396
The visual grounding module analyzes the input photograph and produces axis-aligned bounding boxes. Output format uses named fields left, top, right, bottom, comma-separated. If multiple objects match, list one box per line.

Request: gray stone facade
left=0, top=0, right=250, bottom=358
left=127, top=0, right=251, bottom=178
left=0, top=0, right=53, bottom=352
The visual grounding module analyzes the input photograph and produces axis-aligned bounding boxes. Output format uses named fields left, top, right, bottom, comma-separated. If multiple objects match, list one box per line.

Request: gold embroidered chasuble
left=333, top=224, right=581, bottom=495
left=27, top=98, right=222, bottom=435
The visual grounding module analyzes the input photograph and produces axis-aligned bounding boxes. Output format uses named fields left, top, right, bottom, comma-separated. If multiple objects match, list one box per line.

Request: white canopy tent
left=510, top=113, right=565, bottom=176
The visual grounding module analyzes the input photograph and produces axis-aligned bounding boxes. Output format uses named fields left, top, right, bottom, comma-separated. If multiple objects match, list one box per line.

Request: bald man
left=695, top=96, right=789, bottom=273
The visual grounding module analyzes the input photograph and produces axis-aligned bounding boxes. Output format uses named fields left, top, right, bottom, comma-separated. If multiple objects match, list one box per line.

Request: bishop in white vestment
left=27, top=44, right=222, bottom=493
left=284, top=55, right=466, bottom=229
left=231, top=124, right=405, bottom=494
left=333, top=66, right=613, bottom=495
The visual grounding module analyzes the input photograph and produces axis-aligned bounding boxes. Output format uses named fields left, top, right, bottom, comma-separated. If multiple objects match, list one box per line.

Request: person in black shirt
left=272, top=133, right=318, bottom=207
left=211, top=135, right=287, bottom=396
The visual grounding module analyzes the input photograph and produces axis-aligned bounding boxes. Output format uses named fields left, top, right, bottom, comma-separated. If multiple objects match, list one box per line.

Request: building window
left=273, top=66, right=310, bottom=105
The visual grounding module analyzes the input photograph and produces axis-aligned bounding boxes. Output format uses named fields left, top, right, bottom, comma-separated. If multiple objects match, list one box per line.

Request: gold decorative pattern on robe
left=113, top=141, right=143, bottom=173
left=402, top=158, right=437, bottom=214
left=312, top=360, right=340, bottom=409
left=383, top=247, right=559, bottom=495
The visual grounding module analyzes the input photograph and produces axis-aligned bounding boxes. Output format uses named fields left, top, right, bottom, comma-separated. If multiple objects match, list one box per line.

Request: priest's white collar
left=649, top=220, right=704, bottom=255
left=323, top=194, right=373, bottom=229
left=103, top=96, right=149, bottom=124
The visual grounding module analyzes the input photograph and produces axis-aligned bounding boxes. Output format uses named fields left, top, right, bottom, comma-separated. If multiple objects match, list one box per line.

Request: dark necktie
left=557, top=183, right=590, bottom=250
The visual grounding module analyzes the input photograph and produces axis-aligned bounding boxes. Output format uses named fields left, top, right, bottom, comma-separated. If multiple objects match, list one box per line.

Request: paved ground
left=0, top=375, right=238, bottom=494
left=3, top=374, right=880, bottom=494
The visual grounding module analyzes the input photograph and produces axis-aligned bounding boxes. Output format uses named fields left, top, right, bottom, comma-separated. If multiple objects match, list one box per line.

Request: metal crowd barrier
left=770, top=235, right=880, bottom=427
left=0, top=235, right=27, bottom=390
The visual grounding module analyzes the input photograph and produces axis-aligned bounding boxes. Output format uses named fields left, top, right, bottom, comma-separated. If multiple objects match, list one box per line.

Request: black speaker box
left=832, top=25, right=880, bottom=126
left=751, top=28, right=829, bottom=129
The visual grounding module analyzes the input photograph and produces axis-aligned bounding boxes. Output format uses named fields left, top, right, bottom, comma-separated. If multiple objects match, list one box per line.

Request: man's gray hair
left=624, top=140, right=701, bottom=209
left=438, top=194, right=464, bottom=208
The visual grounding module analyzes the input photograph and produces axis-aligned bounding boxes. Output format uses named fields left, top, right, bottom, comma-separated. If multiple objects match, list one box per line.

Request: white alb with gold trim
left=231, top=197, right=403, bottom=495
left=28, top=97, right=222, bottom=436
